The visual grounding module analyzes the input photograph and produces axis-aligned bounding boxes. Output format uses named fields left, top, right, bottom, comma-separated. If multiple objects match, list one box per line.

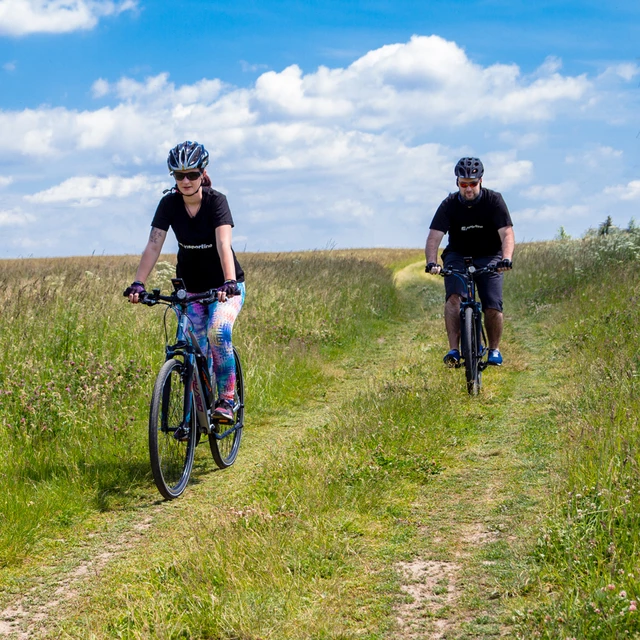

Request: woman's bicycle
left=441, top=258, right=496, bottom=396
left=138, top=278, right=244, bottom=499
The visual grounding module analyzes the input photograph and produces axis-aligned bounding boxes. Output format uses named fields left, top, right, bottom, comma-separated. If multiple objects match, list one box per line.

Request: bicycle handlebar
left=138, top=288, right=221, bottom=307
left=439, top=265, right=497, bottom=278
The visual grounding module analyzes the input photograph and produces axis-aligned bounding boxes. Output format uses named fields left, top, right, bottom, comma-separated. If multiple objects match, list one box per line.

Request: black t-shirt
left=429, top=188, right=513, bottom=258
left=151, top=187, right=245, bottom=292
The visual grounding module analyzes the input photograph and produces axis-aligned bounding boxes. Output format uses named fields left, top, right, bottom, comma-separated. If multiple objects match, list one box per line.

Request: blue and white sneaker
left=487, top=349, right=503, bottom=366
left=443, top=348, right=461, bottom=367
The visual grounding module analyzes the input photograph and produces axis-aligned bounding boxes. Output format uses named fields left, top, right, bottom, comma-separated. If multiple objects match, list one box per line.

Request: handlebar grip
left=139, top=292, right=157, bottom=305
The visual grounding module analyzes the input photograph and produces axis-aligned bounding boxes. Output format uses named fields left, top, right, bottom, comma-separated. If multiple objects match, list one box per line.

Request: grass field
left=0, top=233, right=639, bottom=638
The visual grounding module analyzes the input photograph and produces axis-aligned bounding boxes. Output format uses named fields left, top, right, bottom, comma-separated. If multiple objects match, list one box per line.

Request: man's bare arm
left=425, top=229, right=445, bottom=264
left=497, top=226, right=515, bottom=261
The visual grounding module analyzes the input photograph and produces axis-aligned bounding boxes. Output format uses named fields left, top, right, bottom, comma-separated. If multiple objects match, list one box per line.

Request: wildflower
left=630, top=601, right=637, bottom=612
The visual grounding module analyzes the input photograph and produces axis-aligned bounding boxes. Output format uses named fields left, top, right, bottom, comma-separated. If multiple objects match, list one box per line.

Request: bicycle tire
left=209, top=347, right=244, bottom=469
left=462, top=306, right=481, bottom=395
left=149, top=358, right=197, bottom=499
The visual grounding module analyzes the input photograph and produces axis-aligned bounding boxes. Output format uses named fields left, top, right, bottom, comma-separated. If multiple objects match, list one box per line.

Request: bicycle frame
left=455, top=258, right=488, bottom=373
left=440, top=258, right=495, bottom=394
left=158, top=291, right=243, bottom=441
left=165, top=306, right=215, bottom=437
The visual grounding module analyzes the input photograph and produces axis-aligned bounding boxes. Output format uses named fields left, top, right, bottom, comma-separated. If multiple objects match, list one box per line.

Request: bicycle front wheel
left=462, top=307, right=481, bottom=395
left=149, top=358, right=197, bottom=499
left=209, top=347, right=244, bottom=469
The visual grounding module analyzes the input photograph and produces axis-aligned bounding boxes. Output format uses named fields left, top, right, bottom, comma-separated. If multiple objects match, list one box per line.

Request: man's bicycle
left=441, top=258, right=496, bottom=396
left=139, top=279, right=244, bottom=499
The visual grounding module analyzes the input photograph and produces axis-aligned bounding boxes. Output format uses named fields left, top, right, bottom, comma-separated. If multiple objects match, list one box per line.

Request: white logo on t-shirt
left=178, top=242, right=213, bottom=250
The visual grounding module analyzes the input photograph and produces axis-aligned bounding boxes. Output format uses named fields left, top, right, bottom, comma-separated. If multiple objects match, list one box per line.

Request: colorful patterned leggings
left=185, top=282, right=245, bottom=403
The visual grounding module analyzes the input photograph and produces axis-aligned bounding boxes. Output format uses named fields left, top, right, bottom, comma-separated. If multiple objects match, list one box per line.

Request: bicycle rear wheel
left=209, top=347, right=244, bottom=469
left=462, top=307, right=481, bottom=395
left=149, top=358, right=197, bottom=499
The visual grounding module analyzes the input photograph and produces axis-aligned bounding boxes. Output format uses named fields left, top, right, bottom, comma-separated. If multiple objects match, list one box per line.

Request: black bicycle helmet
left=454, top=157, right=484, bottom=179
left=167, top=141, right=210, bottom=173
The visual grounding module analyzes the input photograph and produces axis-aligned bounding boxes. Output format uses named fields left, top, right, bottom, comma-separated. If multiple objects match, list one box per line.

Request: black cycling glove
left=124, top=281, right=146, bottom=297
left=496, top=259, right=513, bottom=271
left=219, top=279, right=240, bottom=297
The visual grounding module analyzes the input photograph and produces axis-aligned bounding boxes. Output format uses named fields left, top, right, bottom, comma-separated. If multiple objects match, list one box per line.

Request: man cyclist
left=425, top=157, right=514, bottom=367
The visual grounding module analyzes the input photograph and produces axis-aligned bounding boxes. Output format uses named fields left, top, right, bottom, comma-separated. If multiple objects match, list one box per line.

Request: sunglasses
left=458, top=180, right=480, bottom=188
left=173, top=171, right=202, bottom=181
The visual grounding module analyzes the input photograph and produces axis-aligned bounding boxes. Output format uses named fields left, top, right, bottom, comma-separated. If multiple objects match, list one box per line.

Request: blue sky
left=0, top=0, right=639, bottom=257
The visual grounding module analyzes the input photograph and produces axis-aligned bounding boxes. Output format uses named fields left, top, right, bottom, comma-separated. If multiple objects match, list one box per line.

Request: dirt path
left=0, top=263, right=553, bottom=638
left=391, top=263, right=555, bottom=638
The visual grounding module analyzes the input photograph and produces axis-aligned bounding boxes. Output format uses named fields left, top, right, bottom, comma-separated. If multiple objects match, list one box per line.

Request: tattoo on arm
left=149, top=228, right=166, bottom=245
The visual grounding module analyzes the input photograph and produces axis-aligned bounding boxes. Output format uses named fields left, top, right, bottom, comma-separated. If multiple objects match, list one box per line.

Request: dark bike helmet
left=167, top=141, right=210, bottom=173
left=454, top=157, right=484, bottom=179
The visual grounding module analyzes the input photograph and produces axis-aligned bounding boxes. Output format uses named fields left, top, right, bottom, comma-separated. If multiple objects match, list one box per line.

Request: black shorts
left=442, top=251, right=504, bottom=312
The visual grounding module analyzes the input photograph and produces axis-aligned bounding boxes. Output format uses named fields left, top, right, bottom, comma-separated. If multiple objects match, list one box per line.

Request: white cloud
left=240, top=60, right=269, bottom=73
left=498, top=131, right=543, bottom=148
left=536, top=56, right=563, bottom=76
left=92, top=73, right=225, bottom=108
left=0, top=0, right=136, bottom=37
left=25, top=174, right=164, bottom=205
left=0, top=36, right=595, bottom=164
left=322, top=198, right=374, bottom=221
left=524, top=183, right=577, bottom=201
left=514, top=204, right=590, bottom=222
left=603, top=180, right=640, bottom=201
left=91, top=78, right=110, bottom=99
left=0, top=35, right=637, bottom=256
left=252, top=36, right=590, bottom=128
left=565, top=145, right=623, bottom=168
left=0, top=176, right=13, bottom=187
left=3, top=60, right=16, bottom=71
left=482, top=151, right=533, bottom=190
left=599, top=63, right=640, bottom=82
left=0, top=207, right=35, bottom=226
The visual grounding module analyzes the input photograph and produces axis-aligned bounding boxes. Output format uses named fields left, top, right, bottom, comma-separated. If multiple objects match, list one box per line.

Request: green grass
left=4, top=234, right=640, bottom=638
left=0, top=250, right=412, bottom=571
left=502, top=232, right=640, bottom=638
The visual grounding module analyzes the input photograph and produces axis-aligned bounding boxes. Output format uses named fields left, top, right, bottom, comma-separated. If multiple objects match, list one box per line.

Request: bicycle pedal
left=173, top=426, right=190, bottom=441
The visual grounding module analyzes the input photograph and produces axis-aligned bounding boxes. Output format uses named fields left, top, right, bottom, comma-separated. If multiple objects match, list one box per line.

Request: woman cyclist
left=125, top=140, right=245, bottom=424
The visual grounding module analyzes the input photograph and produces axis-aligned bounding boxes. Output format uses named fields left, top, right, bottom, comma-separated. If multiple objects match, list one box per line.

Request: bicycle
left=440, top=258, right=497, bottom=396
left=137, top=278, right=244, bottom=499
